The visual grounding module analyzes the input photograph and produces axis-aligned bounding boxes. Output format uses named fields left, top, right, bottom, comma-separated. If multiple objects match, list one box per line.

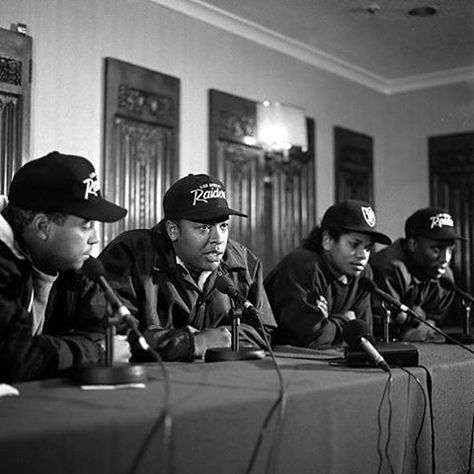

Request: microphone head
left=342, top=319, right=371, bottom=348
left=215, top=274, right=234, bottom=294
left=439, top=277, right=456, bottom=292
left=82, top=257, right=105, bottom=281
left=358, top=276, right=377, bottom=293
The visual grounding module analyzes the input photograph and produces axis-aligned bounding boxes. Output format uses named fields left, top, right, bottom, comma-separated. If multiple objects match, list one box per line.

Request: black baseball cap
left=163, top=173, right=247, bottom=223
left=321, top=200, right=392, bottom=245
left=405, top=207, right=466, bottom=241
left=8, top=151, right=127, bottom=222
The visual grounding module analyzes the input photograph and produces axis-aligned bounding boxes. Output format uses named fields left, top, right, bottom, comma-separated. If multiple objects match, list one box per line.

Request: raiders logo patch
left=361, top=206, right=376, bottom=228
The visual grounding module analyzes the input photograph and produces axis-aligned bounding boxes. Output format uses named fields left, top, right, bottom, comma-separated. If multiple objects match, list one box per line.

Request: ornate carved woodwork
left=0, top=27, right=32, bottom=193
left=334, top=126, right=374, bottom=204
left=429, top=132, right=474, bottom=313
left=103, top=58, right=179, bottom=247
left=209, top=89, right=316, bottom=275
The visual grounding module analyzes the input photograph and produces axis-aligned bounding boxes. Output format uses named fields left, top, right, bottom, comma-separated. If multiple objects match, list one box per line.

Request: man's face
left=324, top=231, right=374, bottom=277
left=170, top=219, right=229, bottom=272
left=41, top=215, right=99, bottom=273
left=408, top=236, right=454, bottom=279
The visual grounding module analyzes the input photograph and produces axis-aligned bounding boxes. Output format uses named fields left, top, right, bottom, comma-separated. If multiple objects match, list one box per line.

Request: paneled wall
left=0, top=0, right=473, bottom=249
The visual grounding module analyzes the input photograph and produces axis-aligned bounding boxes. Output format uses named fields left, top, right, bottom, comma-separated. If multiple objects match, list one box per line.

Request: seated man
left=370, top=207, right=465, bottom=342
left=0, top=151, right=131, bottom=382
left=264, top=200, right=391, bottom=349
left=95, top=173, right=276, bottom=361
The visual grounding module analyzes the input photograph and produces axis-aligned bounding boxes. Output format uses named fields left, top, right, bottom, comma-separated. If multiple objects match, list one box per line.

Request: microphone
left=359, top=277, right=420, bottom=327
left=82, top=257, right=135, bottom=327
left=343, top=320, right=390, bottom=372
left=214, top=274, right=259, bottom=318
left=82, top=257, right=149, bottom=351
left=439, top=277, right=474, bottom=304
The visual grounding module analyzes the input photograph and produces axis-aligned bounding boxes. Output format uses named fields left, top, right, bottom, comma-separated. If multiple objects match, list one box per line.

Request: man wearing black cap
left=264, top=200, right=391, bottom=349
left=0, top=151, right=130, bottom=382
left=370, top=207, right=465, bottom=342
left=93, top=173, right=276, bottom=361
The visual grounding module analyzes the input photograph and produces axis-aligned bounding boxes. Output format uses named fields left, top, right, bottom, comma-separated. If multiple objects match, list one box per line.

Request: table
left=0, top=343, right=472, bottom=474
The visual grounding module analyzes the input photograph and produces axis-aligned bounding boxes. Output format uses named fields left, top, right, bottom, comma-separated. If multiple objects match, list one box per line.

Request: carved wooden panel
left=0, top=27, right=32, bottom=193
left=209, top=89, right=316, bottom=275
left=334, top=126, right=374, bottom=204
left=103, top=58, right=179, bottom=247
left=429, top=132, right=474, bottom=307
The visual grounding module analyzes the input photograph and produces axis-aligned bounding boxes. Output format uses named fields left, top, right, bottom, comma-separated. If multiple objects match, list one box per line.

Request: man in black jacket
left=0, top=151, right=130, bottom=382
left=94, top=173, right=276, bottom=361
left=265, top=200, right=391, bottom=349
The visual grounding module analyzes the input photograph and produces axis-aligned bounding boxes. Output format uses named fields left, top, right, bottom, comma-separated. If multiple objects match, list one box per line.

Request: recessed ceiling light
left=407, top=6, right=438, bottom=17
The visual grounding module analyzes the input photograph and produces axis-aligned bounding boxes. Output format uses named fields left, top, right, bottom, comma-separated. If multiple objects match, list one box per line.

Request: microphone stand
left=72, top=306, right=147, bottom=385
left=381, top=300, right=391, bottom=343
left=205, top=307, right=265, bottom=362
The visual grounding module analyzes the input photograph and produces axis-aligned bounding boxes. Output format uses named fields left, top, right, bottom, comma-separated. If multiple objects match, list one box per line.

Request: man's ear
left=31, top=213, right=51, bottom=241
left=322, top=230, right=333, bottom=251
left=165, top=220, right=180, bottom=242
left=406, top=236, right=418, bottom=252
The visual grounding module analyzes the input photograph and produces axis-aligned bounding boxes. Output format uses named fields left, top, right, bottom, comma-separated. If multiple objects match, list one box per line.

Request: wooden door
left=209, top=90, right=316, bottom=275
left=102, top=58, right=179, bottom=247
left=429, top=132, right=474, bottom=309
left=334, top=126, right=374, bottom=204
left=0, top=26, right=32, bottom=193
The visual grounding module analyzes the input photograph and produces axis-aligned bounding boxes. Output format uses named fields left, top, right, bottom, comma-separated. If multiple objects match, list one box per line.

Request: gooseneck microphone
left=82, top=257, right=135, bottom=326
left=214, top=275, right=259, bottom=318
left=205, top=274, right=265, bottom=362
left=343, top=320, right=390, bottom=372
left=439, top=277, right=474, bottom=304
left=73, top=257, right=148, bottom=385
left=359, top=277, right=421, bottom=327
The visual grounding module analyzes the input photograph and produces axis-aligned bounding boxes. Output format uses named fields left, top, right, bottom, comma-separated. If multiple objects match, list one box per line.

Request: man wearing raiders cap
left=264, top=200, right=392, bottom=349
left=370, top=207, right=466, bottom=342
left=0, top=151, right=130, bottom=382
left=91, top=174, right=276, bottom=361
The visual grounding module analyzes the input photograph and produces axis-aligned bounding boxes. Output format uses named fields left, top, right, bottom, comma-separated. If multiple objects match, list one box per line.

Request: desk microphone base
left=204, top=347, right=265, bottom=362
left=345, top=342, right=419, bottom=368
left=72, top=363, right=147, bottom=385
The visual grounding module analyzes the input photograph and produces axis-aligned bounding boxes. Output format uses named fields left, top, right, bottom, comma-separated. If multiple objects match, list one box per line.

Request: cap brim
left=344, top=227, right=392, bottom=246
left=423, top=232, right=467, bottom=242
left=68, top=199, right=127, bottom=222
left=176, top=207, right=248, bottom=222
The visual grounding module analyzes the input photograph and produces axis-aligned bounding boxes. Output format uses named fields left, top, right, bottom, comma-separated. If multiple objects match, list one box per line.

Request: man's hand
left=316, top=296, right=328, bottom=319
left=193, top=327, right=232, bottom=358
left=112, top=334, right=132, bottom=363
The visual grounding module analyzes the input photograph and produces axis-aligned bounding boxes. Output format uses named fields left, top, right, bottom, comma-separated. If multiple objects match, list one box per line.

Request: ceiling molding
left=152, top=0, right=472, bottom=95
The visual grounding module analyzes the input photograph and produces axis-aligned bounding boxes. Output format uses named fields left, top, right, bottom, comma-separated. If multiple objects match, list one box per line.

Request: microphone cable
left=397, top=366, right=431, bottom=474
left=245, top=315, right=287, bottom=474
left=127, top=334, right=174, bottom=474
left=376, top=370, right=395, bottom=474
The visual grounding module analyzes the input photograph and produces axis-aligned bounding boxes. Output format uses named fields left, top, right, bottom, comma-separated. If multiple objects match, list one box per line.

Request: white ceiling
left=155, top=0, right=474, bottom=94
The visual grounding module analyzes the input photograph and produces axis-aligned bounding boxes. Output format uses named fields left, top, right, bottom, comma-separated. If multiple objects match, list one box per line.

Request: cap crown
left=321, top=200, right=391, bottom=245
left=163, top=174, right=247, bottom=222
left=405, top=207, right=464, bottom=241
left=8, top=151, right=127, bottom=222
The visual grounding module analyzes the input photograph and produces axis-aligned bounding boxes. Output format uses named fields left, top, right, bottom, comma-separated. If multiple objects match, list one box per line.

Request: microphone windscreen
left=343, top=319, right=371, bottom=348
left=439, top=277, right=456, bottom=292
left=82, top=257, right=105, bottom=281
left=358, top=276, right=377, bottom=293
left=215, top=274, right=233, bottom=294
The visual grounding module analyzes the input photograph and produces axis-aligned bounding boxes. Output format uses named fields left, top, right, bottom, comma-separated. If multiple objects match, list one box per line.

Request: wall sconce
left=256, top=101, right=308, bottom=153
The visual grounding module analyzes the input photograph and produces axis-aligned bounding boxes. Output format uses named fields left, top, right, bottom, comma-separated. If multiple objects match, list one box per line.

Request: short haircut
left=4, top=203, right=68, bottom=234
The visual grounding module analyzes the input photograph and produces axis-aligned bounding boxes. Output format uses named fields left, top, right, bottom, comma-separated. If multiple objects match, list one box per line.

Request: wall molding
left=152, top=0, right=474, bottom=95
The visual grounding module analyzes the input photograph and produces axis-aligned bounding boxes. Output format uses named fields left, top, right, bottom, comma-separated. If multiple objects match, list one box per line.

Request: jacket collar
left=0, top=196, right=28, bottom=260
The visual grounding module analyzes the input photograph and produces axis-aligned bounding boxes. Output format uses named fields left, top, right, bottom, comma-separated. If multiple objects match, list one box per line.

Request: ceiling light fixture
left=407, top=6, right=438, bottom=17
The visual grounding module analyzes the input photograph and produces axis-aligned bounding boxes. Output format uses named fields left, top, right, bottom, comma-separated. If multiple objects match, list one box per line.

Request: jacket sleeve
left=0, top=262, right=103, bottom=383
left=265, top=251, right=335, bottom=348
left=98, top=235, right=197, bottom=362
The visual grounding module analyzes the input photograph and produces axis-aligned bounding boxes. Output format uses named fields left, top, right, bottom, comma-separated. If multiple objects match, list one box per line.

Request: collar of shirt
left=175, top=255, right=212, bottom=290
